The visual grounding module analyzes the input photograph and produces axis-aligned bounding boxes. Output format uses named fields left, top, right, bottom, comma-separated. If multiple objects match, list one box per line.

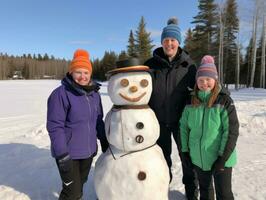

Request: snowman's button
left=136, top=122, right=144, bottom=129
left=135, top=135, right=144, bottom=143
left=138, top=171, right=146, bottom=181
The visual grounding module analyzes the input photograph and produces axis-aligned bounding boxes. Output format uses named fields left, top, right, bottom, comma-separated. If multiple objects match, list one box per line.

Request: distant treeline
left=1, top=0, right=265, bottom=89
left=0, top=53, right=69, bottom=80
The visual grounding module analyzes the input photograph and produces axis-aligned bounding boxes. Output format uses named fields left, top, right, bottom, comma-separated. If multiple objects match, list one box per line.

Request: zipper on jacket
left=165, top=67, right=172, bottom=124
left=199, top=105, right=206, bottom=169
left=85, top=95, right=92, bottom=155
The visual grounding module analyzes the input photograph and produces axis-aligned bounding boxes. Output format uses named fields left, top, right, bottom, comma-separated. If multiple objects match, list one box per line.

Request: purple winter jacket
left=46, top=75, right=106, bottom=159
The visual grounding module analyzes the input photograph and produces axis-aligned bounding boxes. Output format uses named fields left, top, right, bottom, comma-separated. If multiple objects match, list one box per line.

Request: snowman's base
left=94, top=145, right=170, bottom=200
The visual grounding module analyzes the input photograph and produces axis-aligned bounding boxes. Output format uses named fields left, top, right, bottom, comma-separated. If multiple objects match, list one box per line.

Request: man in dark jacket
left=145, top=17, right=198, bottom=200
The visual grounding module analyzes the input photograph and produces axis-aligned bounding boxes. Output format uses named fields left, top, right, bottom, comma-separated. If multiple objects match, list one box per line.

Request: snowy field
left=0, top=80, right=266, bottom=200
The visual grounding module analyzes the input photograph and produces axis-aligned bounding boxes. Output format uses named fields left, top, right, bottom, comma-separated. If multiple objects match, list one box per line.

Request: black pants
left=157, top=123, right=198, bottom=200
left=56, top=157, right=93, bottom=200
left=194, top=166, right=234, bottom=200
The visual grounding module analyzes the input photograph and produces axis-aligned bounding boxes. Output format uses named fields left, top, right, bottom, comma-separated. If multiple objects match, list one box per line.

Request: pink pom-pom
left=201, top=55, right=215, bottom=64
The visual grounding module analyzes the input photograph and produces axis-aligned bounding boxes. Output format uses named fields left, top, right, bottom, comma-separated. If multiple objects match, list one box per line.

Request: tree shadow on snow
left=169, top=190, right=186, bottom=200
left=0, top=143, right=60, bottom=200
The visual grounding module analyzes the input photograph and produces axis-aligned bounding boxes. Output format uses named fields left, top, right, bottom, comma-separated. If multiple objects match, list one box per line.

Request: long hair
left=192, top=81, right=220, bottom=108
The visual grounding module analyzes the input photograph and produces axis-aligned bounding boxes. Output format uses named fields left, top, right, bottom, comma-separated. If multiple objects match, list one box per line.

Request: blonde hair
left=192, top=81, right=220, bottom=108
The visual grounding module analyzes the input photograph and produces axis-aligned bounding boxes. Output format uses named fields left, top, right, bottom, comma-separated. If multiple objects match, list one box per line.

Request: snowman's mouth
left=119, top=92, right=146, bottom=102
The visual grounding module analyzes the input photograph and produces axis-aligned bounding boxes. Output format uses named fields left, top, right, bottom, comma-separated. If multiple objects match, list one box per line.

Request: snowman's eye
left=120, top=79, right=129, bottom=87
left=140, top=79, right=149, bottom=87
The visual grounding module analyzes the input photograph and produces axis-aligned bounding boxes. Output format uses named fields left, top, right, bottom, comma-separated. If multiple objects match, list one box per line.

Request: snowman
left=94, top=58, right=170, bottom=200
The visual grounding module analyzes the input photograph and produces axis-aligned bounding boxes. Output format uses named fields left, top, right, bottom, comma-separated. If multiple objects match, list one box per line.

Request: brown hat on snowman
left=106, top=57, right=150, bottom=79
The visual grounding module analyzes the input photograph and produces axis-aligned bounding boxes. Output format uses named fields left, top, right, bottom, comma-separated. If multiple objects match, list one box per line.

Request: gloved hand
left=100, top=138, right=109, bottom=153
left=181, top=152, right=193, bottom=168
left=212, top=156, right=226, bottom=173
left=57, top=154, right=72, bottom=172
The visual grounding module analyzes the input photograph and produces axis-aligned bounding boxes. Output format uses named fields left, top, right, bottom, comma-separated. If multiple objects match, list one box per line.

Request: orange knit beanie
left=69, top=49, right=92, bottom=73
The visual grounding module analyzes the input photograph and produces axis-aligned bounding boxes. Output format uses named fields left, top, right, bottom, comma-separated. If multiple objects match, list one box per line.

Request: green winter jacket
left=180, top=87, right=239, bottom=171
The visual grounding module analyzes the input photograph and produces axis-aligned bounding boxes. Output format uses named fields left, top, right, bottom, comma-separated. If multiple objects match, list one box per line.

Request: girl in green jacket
left=179, top=55, right=239, bottom=200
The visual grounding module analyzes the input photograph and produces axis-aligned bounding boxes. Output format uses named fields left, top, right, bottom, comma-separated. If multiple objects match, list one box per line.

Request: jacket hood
left=62, top=73, right=100, bottom=95
left=191, top=84, right=230, bottom=100
left=198, top=90, right=212, bottom=102
left=152, top=47, right=191, bottom=68
left=219, top=85, right=230, bottom=96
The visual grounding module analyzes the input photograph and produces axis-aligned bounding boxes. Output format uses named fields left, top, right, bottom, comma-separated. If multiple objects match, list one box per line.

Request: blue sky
left=0, top=0, right=251, bottom=60
left=0, top=0, right=200, bottom=60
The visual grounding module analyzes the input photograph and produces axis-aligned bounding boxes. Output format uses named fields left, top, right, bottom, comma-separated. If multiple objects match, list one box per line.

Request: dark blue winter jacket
left=46, top=74, right=106, bottom=159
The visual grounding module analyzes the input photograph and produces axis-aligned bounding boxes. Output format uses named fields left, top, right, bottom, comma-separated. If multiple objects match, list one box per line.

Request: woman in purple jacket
left=47, top=49, right=108, bottom=200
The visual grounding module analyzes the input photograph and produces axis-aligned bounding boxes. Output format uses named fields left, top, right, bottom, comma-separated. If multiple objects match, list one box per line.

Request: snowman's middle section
left=105, top=107, right=160, bottom=152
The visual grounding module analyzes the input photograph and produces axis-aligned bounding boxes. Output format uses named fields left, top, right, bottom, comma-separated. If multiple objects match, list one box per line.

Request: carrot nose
left=130, top=86, right=138, bottom=93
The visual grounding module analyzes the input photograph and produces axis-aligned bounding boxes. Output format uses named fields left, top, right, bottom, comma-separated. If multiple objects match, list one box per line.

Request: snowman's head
left=108, top=72, right=152, bottom=105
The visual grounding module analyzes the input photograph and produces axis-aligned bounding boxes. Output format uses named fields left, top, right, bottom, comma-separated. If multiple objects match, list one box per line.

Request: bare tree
left=249, top=1, right=259, bottom=87
left=260, top=15, right=266, bottom=88
left=235, top=32, right=240, bottom=90
left=218, top=0, right=225, bottom=84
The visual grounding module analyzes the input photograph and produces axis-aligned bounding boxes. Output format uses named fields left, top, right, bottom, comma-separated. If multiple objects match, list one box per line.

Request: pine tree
left=184, top=28, right=194, bottom=53
left=135, top=16, right=154, bottom=61
left=192, top=0, right=219, bottom=64
left=37, top=54, right=43, bottom=60
left=27, top=54, right=32, bottom=59
left=92, top=58, right=101, bottom=81
left=223, top=0, right=239, bottom=84
left=43, top=53, right=49, bottom=60
left=118, top=51, right=128, bottom=60
left=99, top=51, right=118, bottom=81
left=183, top=28, right=199, bottom=62
left=127, top=30, right=137, bottom=57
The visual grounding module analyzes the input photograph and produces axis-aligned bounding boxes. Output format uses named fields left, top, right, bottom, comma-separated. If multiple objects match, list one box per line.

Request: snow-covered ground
left=0, top=80, right=265, bottom=200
